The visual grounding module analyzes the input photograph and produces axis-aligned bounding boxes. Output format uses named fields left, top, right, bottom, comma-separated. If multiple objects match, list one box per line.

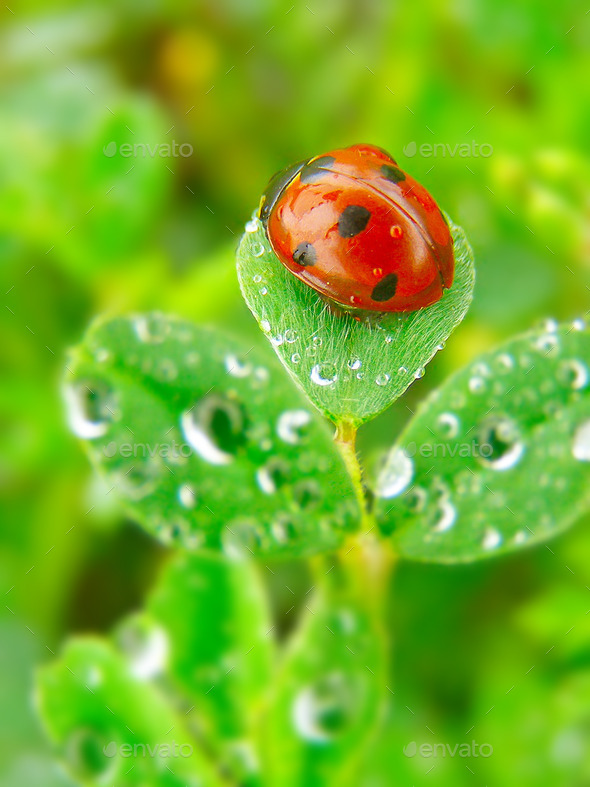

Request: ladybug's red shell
left=259, top=144, right=454, bottom=312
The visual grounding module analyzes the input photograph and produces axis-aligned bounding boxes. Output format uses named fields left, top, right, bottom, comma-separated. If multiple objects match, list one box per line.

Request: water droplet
left=65, top=729, right=115, bottom=780
left=260, top=320, right=271, bottom=333
left=293, top=479, right=322, bottom=509
left=115, top=616, right=168, bottom=679
left=178, top=483, right=197, bottom=508
left=223, top=519, right=263, bottom=558
left=495, top=353, right=515, bottom=373
left=535, top=333, right=559, bottom=355
left=398, top=365, right=408, bottom=374
left=404, top=486, right=427, bottom=512
left=376, top=373, right=390, bottom=386
left=542, top=318, right=559, bottom=333
left=292, top=674, right=353, bottom=744
left=252, top=242, right=266, bottom=257
left=347, top=359, right=362, bottom=370
left=482, top=527, right=502, bottom=550
left=245, top=217, right=259, bottom=233
left=436, top=412, right=460, bottom=438
left=291, top=352, right=301, bottom=364
left=557, top=359, right=589, bottom=390
left=277, top=410, right=312, bottom=445
left=271, top=515, right=297, bottom=544
left=256, top=458, right=290, bottom=494
left=253, top=274, right=262, bottom=283
left=385, top=335, right=393, bottom=344
left=134, top=313, right=170, bottom=344
left=572, top=420, right=590, bottom=461
left=312, top=336, right=323, bottom=347
left=154, top=358, right=178, bottom=382
left=270, top=333, right=284, bottom=346
left=414, top=367, right=425, bottom=379
left=431, top=499, right=456, bottom=532
left=225, top=354, right=252, bottom=378
left=284, top=329, right=299, bottom=343
left=469, top=376, right=486, bottom=394
left=311, top=363, right=338, bottom=386
left=376, top=447, right=413, bottom=498
left=260, top=287, right=268, bottom=295
left=477, top=416, right=524, bottom=470
left=116, top=461, right=161, bottom=500
left=572, top=318, right=585, bottom=332
left=181, top=395, right=244, bottom=465
left=64, top=380, right=118, bottom=439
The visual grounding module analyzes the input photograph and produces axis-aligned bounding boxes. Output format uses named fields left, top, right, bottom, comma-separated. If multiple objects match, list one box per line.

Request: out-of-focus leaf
left=375, top=321, right=590, bottom=562
left=145, top=552, right=274, bottom=783
left=64, top=313, right=359, bottom=558
left=237, top=215, right=474, bottom=426
left=260, top=578, right=387, bottom=786
left=36, top=638, right=223, bottom=787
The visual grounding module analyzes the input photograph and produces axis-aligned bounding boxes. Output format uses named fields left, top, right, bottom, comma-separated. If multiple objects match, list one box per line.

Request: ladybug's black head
left=259, top=158, right=307, bottom=224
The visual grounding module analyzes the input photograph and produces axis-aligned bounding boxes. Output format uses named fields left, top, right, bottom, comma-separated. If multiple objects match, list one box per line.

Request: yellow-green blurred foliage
left=1, top=0, right=589, bottom=784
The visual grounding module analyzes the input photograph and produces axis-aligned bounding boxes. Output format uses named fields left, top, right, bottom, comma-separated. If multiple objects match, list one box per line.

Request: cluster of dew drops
left=245, top=213, right=428, bottom=390
left=373, top=317, right=590, bottom=553
left=64, top=314, right=327, bottom=535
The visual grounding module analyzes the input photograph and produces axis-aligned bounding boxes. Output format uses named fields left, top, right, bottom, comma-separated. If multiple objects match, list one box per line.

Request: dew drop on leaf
left=430, top=499, right=457, bottom=532
left=436, top=412, right=460, bottom=438
left=310, top=363, right=338, bottom=387
left=572, top=420, right=590, bottom=462
left=64, top=380, right=118, bottom=439
left=114, top=615, right=168, bottom=680
left=291, top=352, right=301, bottom=364
left=225, top=354, right=253, bottom=378
left=252, top=242, right=266, bottom=257
left=375, top=373, right=391, bottom=387
left=133, top=313, right=170, bottom=344
left=482, top=527, right=502, bottom=550
left=65, top=728, right=115, bottom=780
left=181, top=395, right=244, bottom=465
left=256, top=458, right=290, bottom=494
left=178, top=483, right=197, bottom=509
left=347, top=359, right=362, bottom=370
left=556, top=359, right=589, bottom=390
left=376, top=447, right=413, bottom=498
left=292, top=674, right=352, bottom=745
left=277, top=409, right=312, bottom=445
left=477, top=415, right=525, bottom=470
left=284, top=329, right=299, bottom=343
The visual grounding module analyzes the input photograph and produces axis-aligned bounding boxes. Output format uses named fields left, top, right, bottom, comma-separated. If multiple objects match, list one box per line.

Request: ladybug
left=259, top=144, right=454, bottom=312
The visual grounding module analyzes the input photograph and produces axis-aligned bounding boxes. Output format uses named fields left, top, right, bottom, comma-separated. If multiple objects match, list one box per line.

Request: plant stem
left=333, top=419, right=397, bottom=611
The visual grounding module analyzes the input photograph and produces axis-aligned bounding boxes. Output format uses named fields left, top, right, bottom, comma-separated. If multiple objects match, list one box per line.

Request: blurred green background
left=1, top=0, right=589, bottom=784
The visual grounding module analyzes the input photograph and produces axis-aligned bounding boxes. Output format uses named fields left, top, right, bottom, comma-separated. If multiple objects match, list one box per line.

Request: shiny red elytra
left=259, top=144, right=454, bottom=312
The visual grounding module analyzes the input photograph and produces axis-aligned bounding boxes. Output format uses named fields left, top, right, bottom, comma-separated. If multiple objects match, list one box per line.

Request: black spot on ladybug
left=371, top=273, right=398, bottom=302
left=338, top=205, right=371, bottom=238
left=299, top=156, right=336, bottom=184
left=380, top=164, right=406, bottom=184
left=292, top=242, right=317, bottom=267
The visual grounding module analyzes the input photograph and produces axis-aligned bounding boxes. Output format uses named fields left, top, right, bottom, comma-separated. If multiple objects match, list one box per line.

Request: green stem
left=333, top=419, right=397, bottom=613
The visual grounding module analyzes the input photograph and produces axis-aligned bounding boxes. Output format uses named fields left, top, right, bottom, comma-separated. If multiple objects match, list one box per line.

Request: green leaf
left=145, top=552, right=273, bottom=782
left=36, top=638, right=223, bottom=787
left=64, top=313, right=359, bottom=558
left=375, top=320, right=590, bottom=562
left=259, top=579, right=387, bottom=786
left=236, top=215, right=474, bottom=426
